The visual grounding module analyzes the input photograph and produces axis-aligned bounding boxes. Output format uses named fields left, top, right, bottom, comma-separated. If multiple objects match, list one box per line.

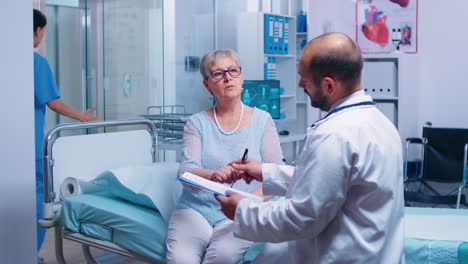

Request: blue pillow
left=93, top=162, right=182, bottom=221
left=94, top=171, right=155, bottom=209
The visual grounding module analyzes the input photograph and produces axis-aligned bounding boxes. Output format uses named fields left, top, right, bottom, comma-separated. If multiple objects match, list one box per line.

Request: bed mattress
left=404, top=207, right=468, bottom=264
left=61, top=192, right=168, bottom=262
left=61, top=192, right=262, bottom=263
left=405, top=238, right=468, bottom=264
left=62, top=195, right=468, bottom=264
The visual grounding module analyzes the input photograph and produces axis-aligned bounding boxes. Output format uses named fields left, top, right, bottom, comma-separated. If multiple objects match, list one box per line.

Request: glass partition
left=44, top=0, right=164, bottom=133
left=173, top=0, right=215, bottom=115
left=100, top=0, right=164, bottom=122
left=44, top=4, right=86, bottom=135
left=41, top=0, right=305, bottom=163
left=42, top=0, right=227, bottom=142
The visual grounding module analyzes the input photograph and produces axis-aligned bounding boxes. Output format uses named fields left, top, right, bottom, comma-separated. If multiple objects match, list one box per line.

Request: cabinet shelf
left=362, top=57, right=399, bottom=127
left=280, top=94, right=295, bottom=99
left=373, top=97, right=398, bottom=102
left=279, top=133, right=306, bottom=144
left=264, top=54, right=296, bottom=58
left=237, top=12, right=298, bottom=133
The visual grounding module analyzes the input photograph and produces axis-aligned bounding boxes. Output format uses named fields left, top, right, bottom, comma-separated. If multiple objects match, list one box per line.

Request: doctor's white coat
left=233, top=91, right=405, bottom=263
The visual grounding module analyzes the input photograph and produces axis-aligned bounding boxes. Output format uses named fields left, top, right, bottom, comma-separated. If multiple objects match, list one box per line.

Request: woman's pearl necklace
left=213, top=103, right=244, bottom=135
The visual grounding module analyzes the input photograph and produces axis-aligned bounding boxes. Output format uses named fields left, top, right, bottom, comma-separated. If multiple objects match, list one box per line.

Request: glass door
left=44, top=0, right=164, bottom=133
left=99, top=0, right=164, bottom=122
left=44, top=2, right=86, bottom=135
left=172, top=0, right=215, bottom=114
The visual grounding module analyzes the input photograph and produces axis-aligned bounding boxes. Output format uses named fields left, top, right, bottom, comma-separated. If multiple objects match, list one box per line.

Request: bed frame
left=38, top=119, right=161, bottom=264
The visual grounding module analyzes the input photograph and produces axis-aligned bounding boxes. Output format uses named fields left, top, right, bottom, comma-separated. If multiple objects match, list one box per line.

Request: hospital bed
left=38, top=119, right=173, bottom=263
left=38, top=119, right=261, bottom=264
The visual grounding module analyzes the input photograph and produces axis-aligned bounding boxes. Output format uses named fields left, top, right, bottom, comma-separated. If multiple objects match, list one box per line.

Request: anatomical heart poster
left=357, top=0, right=418, bottom=53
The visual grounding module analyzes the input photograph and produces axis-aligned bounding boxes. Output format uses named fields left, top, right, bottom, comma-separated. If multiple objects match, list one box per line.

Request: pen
left=231, top=148, right=248, bottom=187
left=241, top=148, right=249, bottom=163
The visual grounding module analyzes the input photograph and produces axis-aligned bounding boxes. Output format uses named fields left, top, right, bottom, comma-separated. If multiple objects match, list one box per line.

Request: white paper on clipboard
left=178, top=172, right=263, bottom=202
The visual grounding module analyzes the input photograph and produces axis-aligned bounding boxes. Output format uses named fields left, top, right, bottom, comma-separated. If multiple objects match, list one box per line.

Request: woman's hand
left=210, top=165, right=236, bottom=183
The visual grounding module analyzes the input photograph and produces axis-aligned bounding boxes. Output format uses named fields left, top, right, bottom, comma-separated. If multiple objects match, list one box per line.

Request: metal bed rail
left=41, top=119, right=158, bottom=220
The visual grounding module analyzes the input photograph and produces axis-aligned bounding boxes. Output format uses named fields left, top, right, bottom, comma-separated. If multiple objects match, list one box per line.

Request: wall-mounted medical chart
left=357, top=0, right=418, bottom=53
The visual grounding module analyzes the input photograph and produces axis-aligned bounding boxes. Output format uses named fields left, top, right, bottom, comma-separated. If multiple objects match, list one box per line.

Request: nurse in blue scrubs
left=33, top=8, right=97, bottom=260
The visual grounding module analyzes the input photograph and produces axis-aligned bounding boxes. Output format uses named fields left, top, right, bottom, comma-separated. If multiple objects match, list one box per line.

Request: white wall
left=0, top=2, right=37, bottom=263
left=216, top=0, right=251, bottom=50
left=308, top=0, right=468, bottom=140
left=417, top=0, right=468, bottom=129
left=307, top=0, right=356, bottom=39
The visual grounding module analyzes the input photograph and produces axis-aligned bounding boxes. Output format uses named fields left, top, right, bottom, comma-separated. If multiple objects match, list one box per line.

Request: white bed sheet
left=404, top=207, right=468, bottom=241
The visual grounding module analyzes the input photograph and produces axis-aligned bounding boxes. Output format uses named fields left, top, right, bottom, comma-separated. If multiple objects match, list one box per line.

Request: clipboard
left=178, top=172, right=263, bottom=202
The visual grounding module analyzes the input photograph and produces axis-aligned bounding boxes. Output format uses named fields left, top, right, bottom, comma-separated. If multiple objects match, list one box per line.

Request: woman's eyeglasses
left=210, top=66, right=242, bottom=81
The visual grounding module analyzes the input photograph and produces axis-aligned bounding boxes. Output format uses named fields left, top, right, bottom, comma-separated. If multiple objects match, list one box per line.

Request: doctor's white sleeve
left=233, top=132, right=352, bottom=243
left=261, top=163, right=295, bottom=196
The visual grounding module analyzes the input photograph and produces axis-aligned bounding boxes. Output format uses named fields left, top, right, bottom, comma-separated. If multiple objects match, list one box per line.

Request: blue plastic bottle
left=242, top=89, right=252, bottom=106
left=259, top=85, right=269, bottom=112
left=270, top=87, right=280, bottom=119
left=297, top=10, right=307, bottom=33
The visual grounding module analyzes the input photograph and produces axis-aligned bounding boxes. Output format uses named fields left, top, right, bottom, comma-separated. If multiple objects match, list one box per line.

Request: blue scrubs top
left=34, top=52, right=60, bottom=163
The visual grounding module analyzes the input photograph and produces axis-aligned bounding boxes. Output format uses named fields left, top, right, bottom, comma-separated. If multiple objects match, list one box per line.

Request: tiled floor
left=39, top=228, right=147, bottom=264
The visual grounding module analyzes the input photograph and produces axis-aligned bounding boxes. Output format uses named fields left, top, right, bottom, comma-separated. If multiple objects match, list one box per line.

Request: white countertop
left=279, top=133, right=306, bottom=144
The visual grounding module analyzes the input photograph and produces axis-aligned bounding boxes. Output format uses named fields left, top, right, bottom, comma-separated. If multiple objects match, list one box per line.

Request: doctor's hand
left=231, top=158, right=263, bottom=184
left=215, top=190, right=244, bottom=220
left=210, top=165, right=236, bottom=183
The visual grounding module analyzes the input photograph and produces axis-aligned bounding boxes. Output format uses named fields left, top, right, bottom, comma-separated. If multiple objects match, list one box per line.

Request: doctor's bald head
left=300, top=33, right=363, bottom=92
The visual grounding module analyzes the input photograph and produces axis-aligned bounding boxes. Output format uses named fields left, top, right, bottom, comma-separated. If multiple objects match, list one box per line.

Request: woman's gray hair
left=199, top=49, right=241, bottom=80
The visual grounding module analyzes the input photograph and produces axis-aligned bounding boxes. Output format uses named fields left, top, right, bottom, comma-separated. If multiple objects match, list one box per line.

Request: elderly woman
left=165, top=49, right=283, bottom=264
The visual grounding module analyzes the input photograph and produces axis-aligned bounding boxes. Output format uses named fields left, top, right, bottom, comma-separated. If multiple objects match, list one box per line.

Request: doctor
left=216, top=32, right=405, bottom=263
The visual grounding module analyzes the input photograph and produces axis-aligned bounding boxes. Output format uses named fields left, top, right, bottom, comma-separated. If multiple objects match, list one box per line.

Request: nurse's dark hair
left=34, top=9, right=47, bottom=32
left=308, top=33, right=363, bottom=90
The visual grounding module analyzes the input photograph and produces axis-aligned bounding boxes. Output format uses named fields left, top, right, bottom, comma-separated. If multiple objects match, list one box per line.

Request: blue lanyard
left=310, top=101, right=376, bottom=127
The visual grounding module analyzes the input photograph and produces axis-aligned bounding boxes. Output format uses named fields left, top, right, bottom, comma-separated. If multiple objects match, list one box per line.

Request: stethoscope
left=310, top=101, right=376, bottom=128
left=282, top=101, right=376, bottom=164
